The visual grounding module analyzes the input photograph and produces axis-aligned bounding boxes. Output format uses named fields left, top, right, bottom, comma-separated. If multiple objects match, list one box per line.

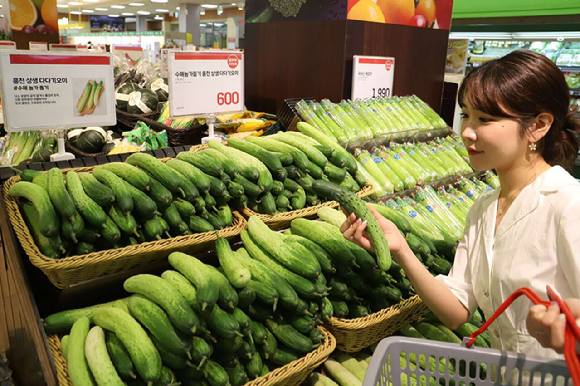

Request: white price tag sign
left=0, top=51, right=116, bottom=131
left=168, top=51, right=244, bottom=117
left=29, top=41, right=48, bottom=51
left=0, top=41, right=16, bottom=51
left=351, top=55, right=395, bottom=100
left=160, top=48, right=177, bottom=79
left=113, top=45, right=143, bottom=64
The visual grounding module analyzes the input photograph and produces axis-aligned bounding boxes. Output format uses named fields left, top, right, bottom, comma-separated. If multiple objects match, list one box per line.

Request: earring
left=529, top=142, right=537, bottom=151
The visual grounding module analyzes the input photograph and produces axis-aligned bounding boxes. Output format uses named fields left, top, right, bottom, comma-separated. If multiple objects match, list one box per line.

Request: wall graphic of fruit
left=9, top=0, right=38, bottom=32
left=435, top=0, right=453, bottom=30
left=348, top=0, right=361, bottom=13
left=414, top=0, right=436, bottom=26
left=347, top=0, right=386, bottom=23
left=377, top=0, right=414, bottom=25
left=41, top=0, right=58, bottom=32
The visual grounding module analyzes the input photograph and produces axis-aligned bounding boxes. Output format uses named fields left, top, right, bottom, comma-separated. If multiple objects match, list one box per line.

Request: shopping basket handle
left=465, top=286, right=580, bottom=385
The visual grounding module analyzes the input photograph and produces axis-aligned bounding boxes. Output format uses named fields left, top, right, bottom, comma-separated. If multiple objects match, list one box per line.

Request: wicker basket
left=138, top=115, right=207, bottom=147
left=116, top=108, right=158, bottom=132
left=241, top=184, right=375, bottom=231
left=4, top=170, right=247, bottom=289
left=325, top=295, right=428, bottom=353
left=48, top=326, right=336, bottom=386
left=64, top=141, right=109, bottom=158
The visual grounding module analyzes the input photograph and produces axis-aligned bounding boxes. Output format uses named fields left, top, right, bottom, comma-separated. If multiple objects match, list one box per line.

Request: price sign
left=49, top=44, right=88, bottom=52
left=29, top=41, right=48, bottom=51
left=0, top=41, right=16, bottom=51
left=168, top=51, right=244, bottom=117
left=112, top=45, right=143, bottom=64
left=0, top=51, right=116, bottom=131
left=351, top=55, right=395, bottom=100
left=160, top=48, right=178, bottom=78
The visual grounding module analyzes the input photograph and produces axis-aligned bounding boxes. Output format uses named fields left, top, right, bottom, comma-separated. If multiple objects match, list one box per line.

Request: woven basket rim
left=328, top=295, right=424, bottom=330
left=47, top=325, right=336, bottom=386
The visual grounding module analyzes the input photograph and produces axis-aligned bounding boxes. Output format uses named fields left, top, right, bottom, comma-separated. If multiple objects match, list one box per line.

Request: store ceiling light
left=110, top=4, right=125, bottom=8
left=57, top=4, right=68, bottom=7
left=176, top=6, right=179, bottom=9
left=200, top=9, right=205, bottom=15
left=156, top=8, right=168, bottom=12
left=68, top=2, right=82, bottom=5
left=151, top=0, right=168, bottom=3
left=122, top=12, right=134, bottom=15
left=137, top=10, right=150, bottom=14
left=200, top=23, right=206, bottom=26
left=108, top=14, right=119, bottom=17
left=70, top=10, right=82, bottom=14
left=129, top=2, right=144, bottom=4
left=95, top=7, right=107, bottom=10
left=84, top=0, right=99, bottom=3
left=82, top=9, right=94, bottom=12
left=201, top=4, right=217, bottom=8
left=154, top=15, right=163, bottom=19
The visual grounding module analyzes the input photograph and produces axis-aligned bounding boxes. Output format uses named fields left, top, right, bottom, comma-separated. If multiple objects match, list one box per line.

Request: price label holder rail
left=0, top=51, right=116, bottom=161
left=168, top=50, right=245, bottom=143
left=351, top=55, right=395, bottom=100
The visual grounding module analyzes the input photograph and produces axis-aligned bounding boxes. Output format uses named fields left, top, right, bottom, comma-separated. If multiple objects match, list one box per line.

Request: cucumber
left=124, top=274, right=200, bottom=334
left=207, top=265, right=239, bottom=310
left=207, top=212, right=226, bottom=230
left=144, top=216, right=165, bottom=241
left=47, top=168, right=77, bottom=221
left=271, top=180, right=284, bottom=195
left=241, top=231, right=321, bottom=298
left=93, top=167, right=134, bottom=213
left=247, top=217, right=320, bottom=279
left=174, top=198, right=196, bottom=218
left=227, top=181, right=244, bottom=198
left=108, top=205, right=138, bottom=237
left=127, top=294, right=190, bottom=356
left=231, top=308, right=251, bottom=334
left=78, top=172, right=115, bottom=207
left=310, top=328, right=324, bottom=346
left=272, top=132, right=328, bottom=167
left=246, top=280, right=278, bottom=310
left=413, top=322, right=457, bottom=344
left=101, top=162, right=151, bottom=192
left=43, top=299, right=129, bottom=334
left=189, top=216, right=214, bottom=233
left=324, top=163, right=347, bottom=182
left=245, top=136, right=310, bottom=172
left=284, top=234, right=335, bottom=275
left=121, top=179, right=157, bottom=220
left=204, top=360, right=230, bottom=386
left=61, top=335, right=69, bottom=359
left=173, top=168, right=201, bottom=202
left=65, top=172, right=110, bottom=230
left=203, top=304, right=241, bottom=339
left=166, top=158, right=211, bottom=194
left=160, top=270, right=199, bottom=311
left=216, top=236, right=250, bottom=289
left=320, top=298, right=333, bottom=323
left=176, top=151, right=225, bottom=178
left=234, top=175, right=261, bottom=197
left=272, top=151, right=293, bottom=166
left=258, top=192, right=277, bottom=214
left=284, top=314, right=315, bottom=335
left=101, top=215, right=121, bottom=242
left=291, top=188, right=306, bottom=210
left=92, top=308, right=162, bottom=383
left=237, top=286, right=256, bottom=309
left=68, top=317, right=96, bottom=386
left=216, top=334, right=243, bottom=354
left=284, top=165, right=300, bottom=180
left=191, top=337, right=211, bottom=368
left=205, top=174, right=229, bottom=198
left=306, top=161, right=323, bottom=179
left=239, top=337, right=255, bottom=360
left=270, top=345, right=299, bottom=366
left=296, top=175, right=315, bottom=194
left=168, top=252, right=220, bottom=312
left=250, top=321, right=268, bottom=345
left=22, top=203, right=62, bottom=258
left=454, top=323, right=489, bottom=348
left=246, top=352, right=263, bottom=380
left=105, top=331, right=136, bottom=380
left=126, top=153, right=184, bottom=196
left=283, top=178, right=300, bottom=192
left=264, top=319, right=312, bottom=354
left=235, top=250, right=297, bottom=310
left=331, top=300, right=349, bottom=318
left=32, top=173, right=49, bottom=191
left=85, top=326, right=125, bottom=386
left=228, top=138, right=286, bottom=180
left=261, top=329, right=278, bottom=360
left=147, top=175, right=174, bottom=209
left=201, top=148, right=240, bottom=178
left=148, top=333, right=188, bottom=370
left=372, top=285, right=402, bottom=302
left=217, top=205, right=233, bottom=227
left=280, top=189, right=293, bottom=199
left=470, top=309, right=484, bottom=327
left=9, top=181, right=60, bottom=236
left=162, top=203, right=185, bottom=229
left=290, top=218, right=356, bottom=268
left=400, top=324, right=425, bottom=339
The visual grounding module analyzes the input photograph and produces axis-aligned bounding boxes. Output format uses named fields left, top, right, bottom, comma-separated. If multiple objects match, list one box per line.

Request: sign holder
left=52, top=129, right=74, bottom=162
left=167, top=51, right=244, bottom=143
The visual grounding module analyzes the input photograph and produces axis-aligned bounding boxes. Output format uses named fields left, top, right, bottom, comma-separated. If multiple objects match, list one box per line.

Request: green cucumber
left=93, top=168, right=134, bottom=213
left=291, top=188, right=306, bottom=210
left=22, top=203, right=62, bottom=258
left=85, top=326, right=125, bottom=386
left=246, top=352, right=263, bottom=380
left=176, top=151, right=224, bottom=178
left=191, top=337, right=211, bottom=368
left=258, top=192, right=277, bottom=214
left=227, top=138, right=286, bottom=180
left=166, top=158, right=211, bottom=194
left=47, top=168, right=77, bottom=221
left=237, top=286, right=256, bottom=309
left=217, top=205, right=233, bottom=227
left=272, top=132, right=328, bottom=167
left=250, top=321, right=268, bottom=345
left=264, top=319, right=312, bottom=354
left=324, top=163, right=347, bottom=182
left=245, top=136, right=310, bottom=172
left=105, top=331, right=136, bottom=380
left=109, top=205, right=138, bottom=237
left=124, top=274, right=200, bottom=334
left=204, top=360, right=230, bottom=386
left=144, top=216, right=165, bottom=241
left=207, top=265, right=239, bottom=310
left=162, top=203, right=185, bottom=229
left=216, top=236, right=250, bottom=289
left=149, top=333, right=188, bottom=370
left=261, top=329, right=277, bottom=360
left=174, top=198, right=196, bottom=218
left=92, top=308, right=161, bottom=383
left=307, top=161, right=323, bottom=179
left=43, top=299, right=129, bottom=334
left=272, top=151, right=293, bottom=166
left=246, top=280, right=278, bottom=311
left=146, top=175, right=174, bottom=210
left=101, top=215, right=121, bottom=242
left=101, top=162, right=151, bottom=192
left=284, top=165, right=300, bottom=179
left=78, top=172, right=115, bottom=207
left=234, top=175, right=261, bottom=197
left=201, top=148, right=240, bottom=178
left=270, top=345, right=299, bottom=366
left=126, top=153, right=183, bottom=196
left=283, top=178, right=300, bottom=192
left=9, top=181, right=60, bottom=237
left=189, top=216, right=214, bottom=233
left=67, top=317, right=96, bottom=386
left=121, top=179, right=157, bottom=220
left=283, top=236, right=335, bottom=275
left=203, top=304, right=241, bottom=339
left=65, top=172, right=108, bottom=229
left=160, top=270, right=199, bottom=311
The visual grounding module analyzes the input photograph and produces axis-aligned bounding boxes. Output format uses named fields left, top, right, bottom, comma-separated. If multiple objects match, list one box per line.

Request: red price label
left=217, top=91, right=240, bottom=106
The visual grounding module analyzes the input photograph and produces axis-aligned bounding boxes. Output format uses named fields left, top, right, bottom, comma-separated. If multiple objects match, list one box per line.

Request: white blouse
left=437, top=166, right=580, bottom=359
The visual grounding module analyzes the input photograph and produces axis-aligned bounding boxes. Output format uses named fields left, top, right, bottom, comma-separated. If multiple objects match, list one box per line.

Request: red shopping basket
left=363, top=286, right=580, bottom=386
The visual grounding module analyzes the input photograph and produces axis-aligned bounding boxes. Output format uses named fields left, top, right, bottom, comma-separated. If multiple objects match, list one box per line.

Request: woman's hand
left=526, top=298, right=580, bottom=353
left=340, top=204, right=410, bottom=261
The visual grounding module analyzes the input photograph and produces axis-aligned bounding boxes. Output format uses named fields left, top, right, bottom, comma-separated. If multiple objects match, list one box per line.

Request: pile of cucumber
left=208, top=121, right=368, bottom=214
left=9, top=152, right=239, bottom=259
left=44, top=233, right=330, bottom=386
left=309, top=311, right=488, bottom=386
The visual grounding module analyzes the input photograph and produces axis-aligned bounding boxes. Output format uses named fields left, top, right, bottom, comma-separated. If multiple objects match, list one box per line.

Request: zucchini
left=246, top=280, right=278, bottom=310
left=65, top=172, right=107, bottom=229
left=168, top=252, right=220, bottom=312
left=124, top=274, right=200, bottom=334
left=47, top=168, right=77, bottom=221
left=245, top=136, right=309, bottom=172
left=247, top=217, right=320, bottom=280
left=10, top=181, right=60, bottom=237
left=105, top=331, right=136, bottom=380
left=227, top=138, right=286, bottom=180
left=265, top=319, right=312, bottom=354
left=176, top=151, right=225, bottom=178
left=216, top=236, right=250, bottom=289
left=237, top=286, right=256, bottom=309
left=127, top=294, right=190, bottom=356
left=78, top=172, right=115, bottom=207
left=109, top=205, right=138, bottom=237
left=126, top=153, right=184, bottom=196
left=166, top=158, right=211, bottom=193
left=101, top=162, right=151, bottom=192
left=202, top=304, right=241, bottom=339
left=67, top=317, right=97, bottom=386
left=93, top=168, right=134, bottom=213
left=85, top=326, right=125, bottom=386
left=201, top=148, right=240, bottom=178
left=121, top=180, right=157, bottom=220
left=22, top=203, right=62, bottom=258
left=92, top=308, right=162, bottom=383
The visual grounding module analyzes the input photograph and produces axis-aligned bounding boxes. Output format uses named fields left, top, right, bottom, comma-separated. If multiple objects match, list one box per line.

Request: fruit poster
left=246, top=0, right=349, bottom=23
left=6, top=0, right=59, bottom=38
left=347, top=0, right=453, bottom=29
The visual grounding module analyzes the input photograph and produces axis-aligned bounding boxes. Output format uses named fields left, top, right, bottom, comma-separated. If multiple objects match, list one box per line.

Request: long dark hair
left=458, top=50, right=580, bottom=170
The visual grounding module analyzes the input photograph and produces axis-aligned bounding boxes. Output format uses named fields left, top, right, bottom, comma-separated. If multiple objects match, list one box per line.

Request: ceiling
left=59, top=0, right=244, bottom=20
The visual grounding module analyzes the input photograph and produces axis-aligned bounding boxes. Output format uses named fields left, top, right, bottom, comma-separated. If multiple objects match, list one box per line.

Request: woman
left=342, top=50, right=580, bottom=359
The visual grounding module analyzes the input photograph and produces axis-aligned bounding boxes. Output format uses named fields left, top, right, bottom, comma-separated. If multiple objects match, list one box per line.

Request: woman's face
left=460, top=100, right=527, bottom=172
